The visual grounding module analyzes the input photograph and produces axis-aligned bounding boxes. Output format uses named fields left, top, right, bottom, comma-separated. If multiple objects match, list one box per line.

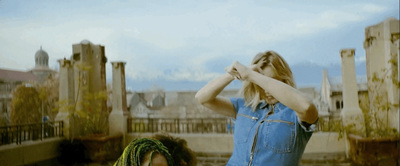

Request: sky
left=0, top=0, right=398, bottom=91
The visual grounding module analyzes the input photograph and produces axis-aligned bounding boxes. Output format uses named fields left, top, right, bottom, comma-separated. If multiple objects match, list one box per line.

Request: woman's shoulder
left=230, top=97, right=245, bottom=104
left=230, top=97, right=246, bottom=109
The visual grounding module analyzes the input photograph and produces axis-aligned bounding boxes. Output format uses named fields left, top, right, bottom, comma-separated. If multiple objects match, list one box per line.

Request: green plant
left=332, top=53, right=399, bottom=139
left=80, top=90, right=107, bottom=135
left=345, top=54, right=399, bottom=138
left=361, top=71, right=399, bottom=137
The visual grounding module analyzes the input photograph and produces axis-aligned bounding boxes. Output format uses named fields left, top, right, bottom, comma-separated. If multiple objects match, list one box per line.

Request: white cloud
left=125, top=66, right=222, bottom=82
left=355, top=54, right=366, bottom=65
left=166, top=68, right=222, bottom=82
left=361, top=3, right=387, bottom=13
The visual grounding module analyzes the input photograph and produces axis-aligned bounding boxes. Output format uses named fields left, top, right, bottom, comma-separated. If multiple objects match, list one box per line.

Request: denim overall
left=227, top=98, right=316, bottom=166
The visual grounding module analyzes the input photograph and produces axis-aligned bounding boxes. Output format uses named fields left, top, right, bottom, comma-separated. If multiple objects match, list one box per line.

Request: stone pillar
left=321, top=69, right=330, bottom=109
left=383, top=19, right=398, bottom=106
left=364, top=18, right=400, bottom=131
left=384, top=21, right=399, bottom=130
left=340, top=49, right=364, bottom=158
left=109, top=62, right=128, bottom=136
left=397, top=40, right=400, bottom=132
left=55, top=59, right=75, bottom=138
left=340, top=49, right=363, bottom=123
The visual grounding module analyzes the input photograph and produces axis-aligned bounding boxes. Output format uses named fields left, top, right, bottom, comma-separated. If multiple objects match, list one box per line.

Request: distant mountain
left=125, top=78, right=208, bottom=92
left=291, top=61, right=367, bottom=89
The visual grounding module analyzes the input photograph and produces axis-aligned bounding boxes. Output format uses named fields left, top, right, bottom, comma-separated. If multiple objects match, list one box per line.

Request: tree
left=38, top=76, right=59, bottom=122
left=10, top=84, right=41, bottom=124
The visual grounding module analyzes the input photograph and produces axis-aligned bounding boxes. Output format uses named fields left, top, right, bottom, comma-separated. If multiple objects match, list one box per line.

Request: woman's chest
left=234, top=106, right=297, bottom=153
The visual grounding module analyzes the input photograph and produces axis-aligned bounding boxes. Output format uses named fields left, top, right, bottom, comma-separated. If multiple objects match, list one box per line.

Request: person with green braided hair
left=114, top=138, right=174, bottom=166
left=152, top=133, right=197, bottom=166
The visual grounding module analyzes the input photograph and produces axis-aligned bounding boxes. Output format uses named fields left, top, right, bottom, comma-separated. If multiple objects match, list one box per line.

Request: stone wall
left=126, top=132, right=345, bottom=155
left=0, top=132, right=346, bottom=165
left=0, top=137, right=64, bottom=166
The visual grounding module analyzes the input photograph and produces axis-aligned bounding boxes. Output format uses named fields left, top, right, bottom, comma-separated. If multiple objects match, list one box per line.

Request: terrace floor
left=31, top=152, right=355, bottom=166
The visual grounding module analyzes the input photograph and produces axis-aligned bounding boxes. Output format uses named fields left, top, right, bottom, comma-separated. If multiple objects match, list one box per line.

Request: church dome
left=35, top=47, right=49, bottom=67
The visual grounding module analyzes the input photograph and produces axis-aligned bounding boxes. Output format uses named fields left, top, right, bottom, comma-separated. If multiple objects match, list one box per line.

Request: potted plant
left=346, top=94, right=399, bottom=166
left=73, top=89, right=121, bottom=163
left=58, top=63, right=122, bottom=163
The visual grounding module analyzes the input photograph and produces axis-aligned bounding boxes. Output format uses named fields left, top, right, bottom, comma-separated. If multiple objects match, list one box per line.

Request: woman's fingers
left=225, top=63, right=242, bottom=80
left=230, top=70, right=241, bottom=80
left=234, top=73, right=241, bottom=80
left=232, top=61, right=252, bottom=80
left=226, top=61, right=258, bottom=81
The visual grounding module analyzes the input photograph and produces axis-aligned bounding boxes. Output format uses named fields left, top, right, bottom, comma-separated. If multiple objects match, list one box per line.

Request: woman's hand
left=224, top=61, right=242, bottom=80
left=225, top=61, right=261, bottom=81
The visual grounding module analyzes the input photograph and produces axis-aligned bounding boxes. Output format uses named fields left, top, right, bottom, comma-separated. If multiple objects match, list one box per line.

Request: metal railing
left=0, top=121, right=63, bottom=146
left=128, top=116, right=343, bottom=134
left=128, top=118, right=234, bottom=134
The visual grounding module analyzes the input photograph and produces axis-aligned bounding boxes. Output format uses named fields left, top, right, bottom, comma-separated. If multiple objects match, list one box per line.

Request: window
left=73, top=53, right=80, bottom=61
left=336, top=100, right=344, bottom=110
left=336, top=101, right=340, bottom=110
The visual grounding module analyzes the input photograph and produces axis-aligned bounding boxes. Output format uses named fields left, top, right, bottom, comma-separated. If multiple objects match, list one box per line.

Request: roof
left=329, top=75, right=368, bottom=92
left=0, top=68, right=38, bottom=82
left=30, top=66, right=55, bottom=72
left=329, top=75, right=367, bottom=85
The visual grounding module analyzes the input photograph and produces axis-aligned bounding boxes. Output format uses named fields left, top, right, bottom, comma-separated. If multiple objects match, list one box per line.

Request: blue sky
left=0, top=0, right=398, bottom=91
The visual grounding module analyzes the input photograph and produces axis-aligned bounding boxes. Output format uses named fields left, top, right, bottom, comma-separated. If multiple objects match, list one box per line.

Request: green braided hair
left=114, top=138, right=174, bottom=166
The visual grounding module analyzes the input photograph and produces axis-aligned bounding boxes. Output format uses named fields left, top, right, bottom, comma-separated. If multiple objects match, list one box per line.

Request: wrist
left=224, top=73, right=235, bottom=81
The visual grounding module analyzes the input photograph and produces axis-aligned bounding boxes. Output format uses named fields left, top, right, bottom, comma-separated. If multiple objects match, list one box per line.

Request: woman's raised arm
left=195, top=73, right=237, bottom=118
left=232, top=61, right=318, bottom=124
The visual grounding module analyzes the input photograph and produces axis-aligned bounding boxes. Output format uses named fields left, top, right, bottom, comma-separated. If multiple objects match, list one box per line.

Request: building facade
left=0, top=69, right=38, bottom=126
left=0, top=47, right=56, bottom=126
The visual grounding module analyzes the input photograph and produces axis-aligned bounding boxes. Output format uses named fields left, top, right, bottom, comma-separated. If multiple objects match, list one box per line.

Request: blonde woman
left=195, top=51, right=318, bottom=166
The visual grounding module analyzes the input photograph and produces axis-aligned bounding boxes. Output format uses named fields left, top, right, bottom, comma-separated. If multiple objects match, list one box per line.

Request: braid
left=114, top=138, right=174, bottom=166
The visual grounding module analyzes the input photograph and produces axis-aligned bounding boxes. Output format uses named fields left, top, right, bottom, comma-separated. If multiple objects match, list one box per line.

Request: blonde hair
left=240, top=51, right=296, bottom=110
